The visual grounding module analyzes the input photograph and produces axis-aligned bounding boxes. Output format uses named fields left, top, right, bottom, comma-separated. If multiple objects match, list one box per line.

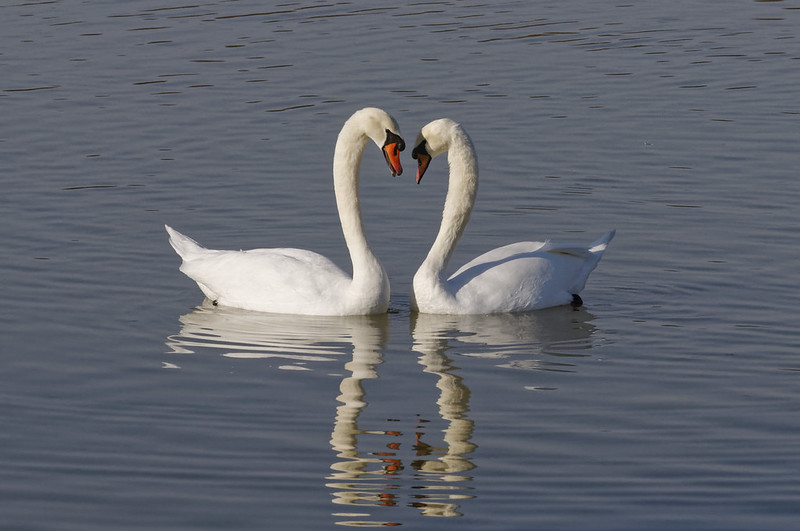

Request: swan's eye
left=384, top=130, right=405, bottom=153
left=412, top=140, right=429, bottom=160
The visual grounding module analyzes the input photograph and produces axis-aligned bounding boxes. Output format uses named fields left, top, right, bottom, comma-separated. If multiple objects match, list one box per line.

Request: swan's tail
left=165, top=224, right=206, bottom=260
left=566, top=229, right=615, bottom=295
left=589, top=229, right=616, bottom=254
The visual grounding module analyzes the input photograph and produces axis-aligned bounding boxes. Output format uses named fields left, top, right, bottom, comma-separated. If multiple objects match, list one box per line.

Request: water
left=2, top=1, right=799, bottom=529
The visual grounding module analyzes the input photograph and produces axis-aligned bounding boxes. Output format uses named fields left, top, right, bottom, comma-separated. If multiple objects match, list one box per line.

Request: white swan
left=165, top=107, right=405, bottom=316
left=410, top=118, right=614, bottom=314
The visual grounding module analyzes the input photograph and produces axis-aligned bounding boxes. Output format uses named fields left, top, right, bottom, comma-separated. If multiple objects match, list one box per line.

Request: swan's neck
left=333, top=122, right=387, bottom=293
left=419, top=136, right=478, bottom=284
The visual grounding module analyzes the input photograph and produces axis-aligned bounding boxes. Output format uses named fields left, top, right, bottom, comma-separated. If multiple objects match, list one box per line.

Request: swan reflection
left=328, top=313, right=477, bottom=522
left=164, top=303, right=597, bottom=525
left=411, top=306, right=597, bottom=372
left=409, top=313, right=478, bottom=518
left=165, top=300, right=388, bottom=367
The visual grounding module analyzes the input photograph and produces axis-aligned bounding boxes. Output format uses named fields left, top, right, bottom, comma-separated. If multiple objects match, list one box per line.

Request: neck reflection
left=327, top=314, right=477, bottom=524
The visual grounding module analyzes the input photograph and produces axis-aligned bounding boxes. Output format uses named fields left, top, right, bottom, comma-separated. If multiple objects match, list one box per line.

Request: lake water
left=2, top=1, right=799, bottom=529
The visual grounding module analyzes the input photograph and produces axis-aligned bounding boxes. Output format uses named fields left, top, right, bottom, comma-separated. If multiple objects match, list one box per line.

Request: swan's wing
left=447, top=233, right=614, bottom=312
left=178, top=247, right=352, bottom=312
left=448, top=241, right=548, bottom=280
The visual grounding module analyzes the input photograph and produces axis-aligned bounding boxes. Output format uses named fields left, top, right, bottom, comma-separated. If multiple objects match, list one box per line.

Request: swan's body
left=166, top=107, right=405, bottom=316
left=410, top=118, right=614, bottom=314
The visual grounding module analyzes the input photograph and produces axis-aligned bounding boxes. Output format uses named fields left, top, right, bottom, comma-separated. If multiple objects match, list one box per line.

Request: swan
left=410, top=118, right=614, bottom=314
left=165, top=107, right=405, bottom=315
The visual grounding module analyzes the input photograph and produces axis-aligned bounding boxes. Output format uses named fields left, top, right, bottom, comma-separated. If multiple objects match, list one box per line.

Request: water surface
left=2, top=1, right=799, bottom=529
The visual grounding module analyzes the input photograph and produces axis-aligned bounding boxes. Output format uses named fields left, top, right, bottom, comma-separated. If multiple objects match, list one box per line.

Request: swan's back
left=165, top=225, right=359, bottom=314
left=444, top=230, right=615, bottom=313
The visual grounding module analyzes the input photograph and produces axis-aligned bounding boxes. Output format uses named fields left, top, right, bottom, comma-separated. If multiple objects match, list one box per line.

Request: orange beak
left=382, top=130, right=405, bottom=177
left=411, top=141, right=432, bottom=184
left=382, top=142, right=403, bottom=177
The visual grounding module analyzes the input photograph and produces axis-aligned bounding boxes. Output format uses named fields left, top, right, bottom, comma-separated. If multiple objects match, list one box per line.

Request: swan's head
left=351, top=107, right=405, bottom=177
left=411, top=118, right=464, bottom=184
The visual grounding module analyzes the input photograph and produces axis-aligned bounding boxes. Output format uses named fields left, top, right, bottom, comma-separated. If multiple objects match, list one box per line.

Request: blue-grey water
left=2, top=1, right=799, bottom=529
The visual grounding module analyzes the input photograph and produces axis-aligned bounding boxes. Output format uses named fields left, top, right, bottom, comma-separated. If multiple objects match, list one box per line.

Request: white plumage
left=410, top=118, right=614, bottom=314
left=166, top=107, right=405, bottom=315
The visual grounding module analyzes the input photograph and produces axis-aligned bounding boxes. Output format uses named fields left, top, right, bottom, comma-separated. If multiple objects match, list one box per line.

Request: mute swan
left=410, top=118, right=614, bottom=314
left=166, top=107, right=405, bottom=315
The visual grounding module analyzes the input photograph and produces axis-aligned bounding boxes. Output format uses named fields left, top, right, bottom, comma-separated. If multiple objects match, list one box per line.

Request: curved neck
left=333, top=121, right=384, bottom=287
left=420, top=135, right=478, bottom=280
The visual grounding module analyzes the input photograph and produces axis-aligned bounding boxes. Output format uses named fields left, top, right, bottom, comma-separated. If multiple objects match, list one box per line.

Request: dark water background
left=2, top=1, right=799, bottom=529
